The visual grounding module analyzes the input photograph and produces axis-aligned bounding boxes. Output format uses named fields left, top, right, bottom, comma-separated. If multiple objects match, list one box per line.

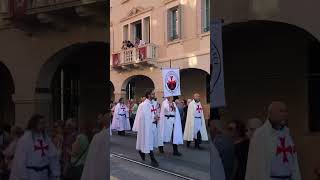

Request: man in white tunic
left=245, top=101, right=301, bottom=180
left=111, top=98, right=131, bottom=136
left=132, top=89, right=159, bottom=167
left=10, top=114, right=60, bottom=180
left=158, top=96, right=183, bottom=156
left=184, top=93, right=208, bottom=149
left=81, top=113, right=109, bottom=180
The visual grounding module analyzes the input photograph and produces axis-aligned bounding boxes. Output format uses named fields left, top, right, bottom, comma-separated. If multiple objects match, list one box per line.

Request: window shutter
left=206, top=0, right=210, bottom=31
left=178, top=5, right=182, bottom=39
left=201, top=0, right=205, bottom=32
left=168, top=10, right=172, bottom=41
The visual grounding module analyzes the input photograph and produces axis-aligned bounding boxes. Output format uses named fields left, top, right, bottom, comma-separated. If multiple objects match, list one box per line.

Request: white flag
left=162, top=68, right=181, bottom=97
left=211, top=20, right=226, bottom=108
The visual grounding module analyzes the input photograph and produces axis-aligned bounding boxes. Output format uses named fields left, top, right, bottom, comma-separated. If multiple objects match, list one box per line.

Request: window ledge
left=167, top=39, right=183, bottom=46
left=200, top=31, right=210, bottom=39
left=121, top=0, right=130, bottom=4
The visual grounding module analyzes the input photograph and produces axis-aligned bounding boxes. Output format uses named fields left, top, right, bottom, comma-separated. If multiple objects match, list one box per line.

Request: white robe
left=10, top=131, right=60, bottom=180
left=210, top=141, right=226, bottom=180
left=158, top=99, right=183, bottom=146
left=111, top=103, right=131, bottom=131
left=245, top=120, right=301, bottom=180
left=183, top=100, right=208, bottom=141
left=81, top=128, right=109, bottom=180
left=132, top=99, right=158, bottom=153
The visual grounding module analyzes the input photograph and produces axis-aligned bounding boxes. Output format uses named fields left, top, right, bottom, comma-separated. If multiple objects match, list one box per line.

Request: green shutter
left=178, top=5, right=182, bottom=39
left=168, top=9, right=172, bottom=41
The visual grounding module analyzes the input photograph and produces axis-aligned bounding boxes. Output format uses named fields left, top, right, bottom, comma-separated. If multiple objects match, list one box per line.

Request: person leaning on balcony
left=139, top=39, right=146, bottom=47
left=121, top=41, right=128, bottom=50
left=127, top=41, right=135, bottom=48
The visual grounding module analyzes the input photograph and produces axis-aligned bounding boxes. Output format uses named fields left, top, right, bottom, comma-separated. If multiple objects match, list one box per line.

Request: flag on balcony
left=210, top=19, right=226, bottom=108
left=162, top=68, right=181, bottom=98
left=112, top=53, right=120, bottom=67
left=138, top=46, right=147, bottom=60
left=9, top=0, right=27, bottom=18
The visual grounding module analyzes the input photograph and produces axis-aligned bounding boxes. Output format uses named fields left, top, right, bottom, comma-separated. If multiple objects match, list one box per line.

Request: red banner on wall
left=138, top=47, right=147, bottom=60
left=112, top=53, right=120, bottom=67
left=9, top=0, right=27, bottom=18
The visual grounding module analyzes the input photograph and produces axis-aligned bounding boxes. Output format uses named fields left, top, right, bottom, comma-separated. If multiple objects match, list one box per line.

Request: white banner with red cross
left=162, top=68, right=181, bottom=98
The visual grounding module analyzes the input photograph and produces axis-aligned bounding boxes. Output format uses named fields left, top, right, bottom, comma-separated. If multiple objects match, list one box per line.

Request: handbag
left=64, top=145, right=89, bottom=180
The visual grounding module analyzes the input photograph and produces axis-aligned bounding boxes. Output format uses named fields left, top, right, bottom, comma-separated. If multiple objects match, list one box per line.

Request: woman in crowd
left=65, top=120, right=93, bottom=180
left=227, top=120, right=250, bottom=180
left=2, top=126, right=23, bottom=172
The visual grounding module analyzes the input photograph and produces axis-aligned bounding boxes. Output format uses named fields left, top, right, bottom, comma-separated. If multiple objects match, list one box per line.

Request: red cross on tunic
left=151, top=105, right=157, bottom=115
left=34, top=139, right=49, bottom=157
left=196, top=105, right=202, bottom=113
left=276, top=137, right=293, bottom=163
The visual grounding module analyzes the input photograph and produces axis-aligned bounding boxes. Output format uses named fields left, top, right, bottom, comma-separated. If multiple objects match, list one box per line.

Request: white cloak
left=245, top=120, right=301, bottom=180
left=132, top=99, right=158, bottom=153
left=158, top=99, right=183, bottom=146
left=111, top=103, right=131, bottom=131
left=183, top=100, right=208, bottom=141
left=210, top=141, right=226, bottom=180
left=81, top=128, right=109, bottom=180
left=10, top=131, right=60, bottom=180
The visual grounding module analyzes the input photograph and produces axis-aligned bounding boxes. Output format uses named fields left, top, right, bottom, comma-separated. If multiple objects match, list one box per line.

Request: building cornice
left=120, top=6, right=153, bottom=22
left=163, top=0, right=177, bottom=5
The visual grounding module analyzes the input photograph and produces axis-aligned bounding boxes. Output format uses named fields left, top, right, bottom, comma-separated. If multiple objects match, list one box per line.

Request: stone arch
left=121, top=75, right=155, bottom=101
left=0, top=61, right=15, bottom=125
left=35, top=41, right=109, bottom=123
left=180, top=68, right=210, bottom=104
left=221, top=20, right=320, bottom=179
left=110, top=81, right=115, bottom=102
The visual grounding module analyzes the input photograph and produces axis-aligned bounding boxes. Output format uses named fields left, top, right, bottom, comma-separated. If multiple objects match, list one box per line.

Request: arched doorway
left=180, top=68, right=210, bottom=104
left=222, top=20, right=320, bottom=180
left=122, top=75, right=155, bottom=101
left=110, top=81, right=115, bottom=102
left=222, top=21, right=320, bottom=128
left=36, top=42, right=109, bottom=122
left=0, top=62, right=15, bottom=126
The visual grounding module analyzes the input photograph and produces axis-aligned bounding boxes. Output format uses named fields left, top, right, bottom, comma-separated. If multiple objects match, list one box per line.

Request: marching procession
left=110, top=90, right=209, bottom=168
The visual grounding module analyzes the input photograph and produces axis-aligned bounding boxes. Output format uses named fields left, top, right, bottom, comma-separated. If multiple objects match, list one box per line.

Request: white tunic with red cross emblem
left=10, top=131, right=60, bottom=180
left=270, top=129, right=297, bottom=179
left=111, top=103, right=131, bottom=131
left=132, top=99, right=159, bottom=153
left=183, top=100, right=208, bottom=141
left=194, top=102, right=203, bottom=136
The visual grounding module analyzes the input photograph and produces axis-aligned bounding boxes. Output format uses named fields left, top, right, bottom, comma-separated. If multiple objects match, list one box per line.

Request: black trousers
left=187, top=131, right=202, bottom=147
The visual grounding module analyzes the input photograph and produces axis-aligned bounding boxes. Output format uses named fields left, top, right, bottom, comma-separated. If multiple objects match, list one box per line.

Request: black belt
left=270, top=175, right=291, bottom=179
left=165, top=115, right=175, bottom=118
left=195, top=117, right=201, bottom=119
left=26, top=165, right=49, bottom=172
left=153, top=121, right=157, bottom=125
left=118, top=114, right=126, bottom=116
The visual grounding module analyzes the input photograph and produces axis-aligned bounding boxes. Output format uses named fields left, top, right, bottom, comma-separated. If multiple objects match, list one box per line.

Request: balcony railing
left=112, top=43, right=157, bottom=68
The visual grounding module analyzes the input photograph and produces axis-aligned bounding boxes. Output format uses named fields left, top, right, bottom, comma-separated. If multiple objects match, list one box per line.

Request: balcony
left=0, top=0, right=107, bottom=31
left=112, top=43, right=158, bottom=71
